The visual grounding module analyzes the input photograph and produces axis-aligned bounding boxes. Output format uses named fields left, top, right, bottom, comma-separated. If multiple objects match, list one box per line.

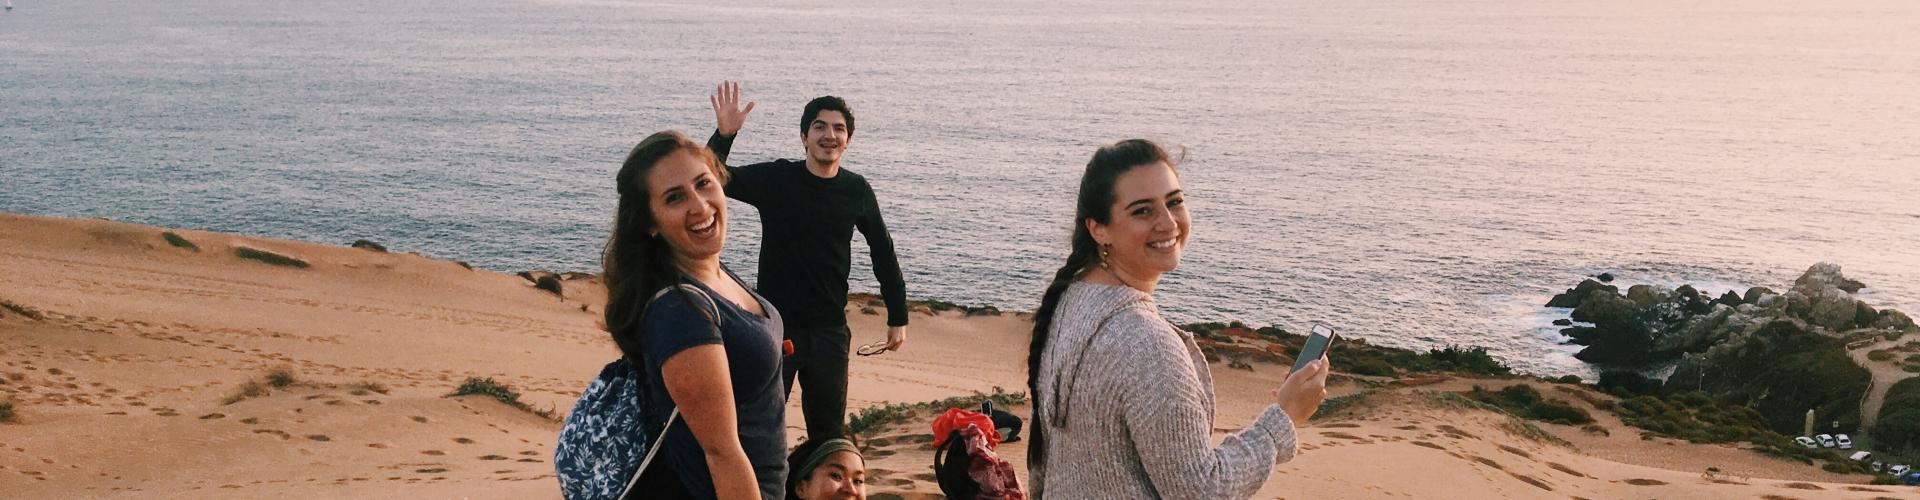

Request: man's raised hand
left=710, top=80, right=755, bottom=136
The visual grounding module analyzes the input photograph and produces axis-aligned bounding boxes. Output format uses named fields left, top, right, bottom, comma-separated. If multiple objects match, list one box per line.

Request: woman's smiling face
left=644, top=150, right=728, bottom=262
left=1089, top=161, right=1189, bottom=279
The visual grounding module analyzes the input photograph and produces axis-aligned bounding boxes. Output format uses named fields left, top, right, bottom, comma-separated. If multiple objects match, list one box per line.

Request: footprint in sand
left=516, top=458, right=542, bottom=463
left=518, top=451, right=539, bottom=456
left=252, top=429, right=292, bottom=440
left=1623, top=478, right=1666, bottom=486
left=1506, top=471, right=1553, bottom=491
left=1495, top=444, right=1531, bottom=458
left=1546, top=462, right=1589, bottom=478
left=1466, top=455, right=1504, bottom=470
left=410, top=416, right=428, bottom=423
left=1781, top=482, right=1823, bottom=490
left=421, top=450, right=446, bottom=456
left=1409, top=441, right=1445, bottom=451
left=1321, top=432, right=1371, bottom=443
left=306, top=435, right=331, bottom=442
left=1435, top=425, right=1478, bottom=440
left=199, top=413, right=226, bottom=420
left=453, top=438, right=475, bottom=444
left=1318, top=422, right=1360, bottom=428
left=415, top=468, right=448, bottom=474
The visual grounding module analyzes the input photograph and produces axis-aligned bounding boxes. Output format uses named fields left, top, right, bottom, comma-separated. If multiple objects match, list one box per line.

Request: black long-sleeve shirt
left=706, top=131, right=909, bottom=329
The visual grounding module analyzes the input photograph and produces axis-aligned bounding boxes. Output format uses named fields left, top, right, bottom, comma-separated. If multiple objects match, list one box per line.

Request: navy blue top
left=639, top=270, right=787, bottom=500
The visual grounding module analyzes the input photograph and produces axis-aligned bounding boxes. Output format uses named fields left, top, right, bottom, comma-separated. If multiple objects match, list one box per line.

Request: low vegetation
left=1183, top=321, right=1513, bottom=377
left=266, top=366, right=297, bottom=388
left=234, top=247, right=310, bottom=268
left=1464, top=385, right=1594, bottom=426
left=1, top=300, right=45, bottom=321
left=448, top=377, right=557, bottom=421
left=0, top=398, right=16, bottom=423
left=847, top=387, right=1027, bottom=435
left=222, top=380, right=272, bottom=405
left=535, top=275, right=564, bottom=295
left=161, top=231, right=199, bottom=251
left=221, top=367, right=299, bottom=405
left=1872, top=377, right=1920, bottom=458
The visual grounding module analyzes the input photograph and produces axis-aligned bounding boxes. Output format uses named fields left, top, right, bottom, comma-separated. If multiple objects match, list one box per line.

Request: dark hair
left=603, top=130, right=728, bottom=362
left=784, top=435, right=863, bottom=500
left=1026, top=139, right=1177, bottom=470
left=800, top=96, right=855, bottom=138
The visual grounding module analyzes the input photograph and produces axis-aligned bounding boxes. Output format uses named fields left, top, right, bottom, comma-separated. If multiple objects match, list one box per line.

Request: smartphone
left=1292, top=324, right=1337, bottom=373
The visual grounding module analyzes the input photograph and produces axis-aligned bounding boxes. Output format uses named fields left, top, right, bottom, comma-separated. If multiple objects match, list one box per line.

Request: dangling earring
left=1098, top=244, right=1112, bottom=270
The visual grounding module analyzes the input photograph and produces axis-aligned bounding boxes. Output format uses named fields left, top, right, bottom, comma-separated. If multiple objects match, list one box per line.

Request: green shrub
left=1424, top=346, right=1511, bottom=376
left=235, top=247, right=310, bottom=268
left=1313, top=390, right=1375, bottom=420
left=1597, top=371, right=1665, bottom=398
left=1873, top=377, right=1920, bottom=454
left=1526, top=399, right=1594, bottom=425
left=1869, top=350, right=1896, bottom=362
left=1608, top=392, right=1780, bottom=445
left=0, top=399, right=15, bottom=423
left=266, top=367, right=296, bottom=388
left=1464, top=385, right=1592, bottom=426
left=1554, top=375, right=1583, bottom=384
left=535, top=275, right=564, bottom=295
left=449, top=377, right=557, bottom=421
left=161, top=232, right=199, bottom=251
left=1345, top=357, right=1398, bottom=377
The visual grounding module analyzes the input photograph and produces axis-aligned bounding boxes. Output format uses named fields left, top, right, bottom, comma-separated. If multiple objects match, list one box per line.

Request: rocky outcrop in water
left=1544, top=263, right=1915, bottom=365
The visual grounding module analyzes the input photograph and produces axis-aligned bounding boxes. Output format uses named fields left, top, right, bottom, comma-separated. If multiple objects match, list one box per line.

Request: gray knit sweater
left=1031, top=281, right=1298, bottom=499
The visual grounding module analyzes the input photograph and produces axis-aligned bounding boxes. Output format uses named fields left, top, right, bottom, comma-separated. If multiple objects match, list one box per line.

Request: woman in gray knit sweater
left=1026, top=139, right=1331, bottom=499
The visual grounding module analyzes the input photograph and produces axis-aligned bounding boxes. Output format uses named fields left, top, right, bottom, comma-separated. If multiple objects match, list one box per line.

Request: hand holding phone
left=1292, top=323, right=1337, bottom=373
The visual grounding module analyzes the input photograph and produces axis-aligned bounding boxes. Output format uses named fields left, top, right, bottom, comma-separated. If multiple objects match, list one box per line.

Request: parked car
left=1836, top=434, right=1852, bottom=449
left=1816, top=434, right=1837, bottom=448
left=1794, top=436, right=1818, bottom=448
left=1890, top=464, right=1911, bottom=476
left=1872, top=461, right=1887, bottom=473
left=1849, top=451, right=1872, bottom=462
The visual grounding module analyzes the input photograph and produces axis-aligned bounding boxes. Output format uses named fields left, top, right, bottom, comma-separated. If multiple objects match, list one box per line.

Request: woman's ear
left=1085, top=217, right=1110, bottom=247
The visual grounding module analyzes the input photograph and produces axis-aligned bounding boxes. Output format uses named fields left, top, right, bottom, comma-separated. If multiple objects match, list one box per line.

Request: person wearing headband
left=784, top=437, right=867, bottom=500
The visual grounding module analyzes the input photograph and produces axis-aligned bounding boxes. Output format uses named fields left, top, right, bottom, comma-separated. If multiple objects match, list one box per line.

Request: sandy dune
left=1, top=213, right=1908, bottom=499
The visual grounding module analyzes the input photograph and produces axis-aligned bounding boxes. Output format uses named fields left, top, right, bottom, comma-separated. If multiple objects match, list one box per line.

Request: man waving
left=705, top=81, right=910, bottom=441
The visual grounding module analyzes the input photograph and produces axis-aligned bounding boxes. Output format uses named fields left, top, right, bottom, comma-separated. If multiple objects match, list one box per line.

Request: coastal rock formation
left=1546, top=264, right=1915, bottom=365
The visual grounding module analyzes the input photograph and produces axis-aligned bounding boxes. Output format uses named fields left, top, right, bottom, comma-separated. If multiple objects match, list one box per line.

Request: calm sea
left=4, top=0, right=1917, bottom=377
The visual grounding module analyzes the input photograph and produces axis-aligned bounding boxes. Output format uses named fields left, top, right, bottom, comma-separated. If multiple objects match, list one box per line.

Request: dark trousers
left=782, top=324, right=852, bottom=442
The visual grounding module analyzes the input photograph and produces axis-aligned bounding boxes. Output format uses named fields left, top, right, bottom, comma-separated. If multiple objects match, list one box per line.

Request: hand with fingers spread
left=1273, top=355, right=1331, bottom=425
left=710, top=80, right=755, bottom=137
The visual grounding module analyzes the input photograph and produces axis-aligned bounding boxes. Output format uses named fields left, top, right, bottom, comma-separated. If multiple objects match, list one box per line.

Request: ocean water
left=4, top=0, right=1916, bottom=377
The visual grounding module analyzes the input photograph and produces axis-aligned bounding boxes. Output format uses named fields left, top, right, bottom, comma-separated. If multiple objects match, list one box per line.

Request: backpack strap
left=617, top=283, right=722, bottom=500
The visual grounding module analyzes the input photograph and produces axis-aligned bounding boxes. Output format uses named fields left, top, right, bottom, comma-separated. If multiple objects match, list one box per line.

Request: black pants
left=783, top=324, right=852, bottom=442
